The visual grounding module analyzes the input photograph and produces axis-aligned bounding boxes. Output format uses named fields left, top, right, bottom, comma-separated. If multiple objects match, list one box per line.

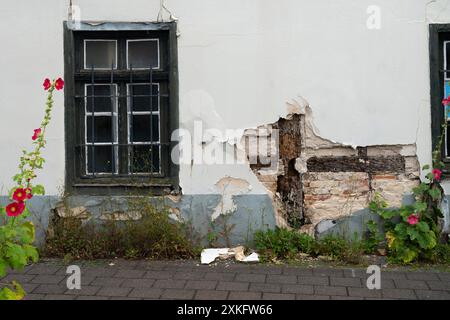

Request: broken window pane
left=130, top=115, right=159, bottom=143
left=130, top=145, right=160, bottom=173
left=127, top=40, right=159, bottom=69
left=86, top=85, right=117, bottom=113
left=128, top=84, right=159, bottom=112
left=85, top=40, right=117, bottom=69
left=87, top=145, right=116, bottom=174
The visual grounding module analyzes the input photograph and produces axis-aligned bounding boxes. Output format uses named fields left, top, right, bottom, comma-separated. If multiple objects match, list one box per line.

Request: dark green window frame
left=63, top=22, right=179, bottom=195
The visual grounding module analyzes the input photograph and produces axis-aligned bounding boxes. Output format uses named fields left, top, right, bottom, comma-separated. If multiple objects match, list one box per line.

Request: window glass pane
left=131, top=115, right=159, bottom=142
left=446, top=42, right=450, bottom=79
left=85, top=40, right=117, bottom=69
left=127, top=40, right=159, bottom=69
left=87, top=145, right=116, bottom=174
left=129, top=84, right=159, bottom=112
left=86, top=85, right=116, bottom=113
left=87, top=116, right=116, bottom=143
left=130, top=145, right=160, bottom=173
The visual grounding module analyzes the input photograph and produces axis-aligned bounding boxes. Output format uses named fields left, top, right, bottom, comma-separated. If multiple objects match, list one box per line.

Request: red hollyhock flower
left=13, top=188, right=27, bottom=202
left=6, top=201, right=25, bottom=217
left=25, top=188, right=33, bottom=199
left=432, top=168, right=442, bottom=181
left=32, top=128, right=42, bottom=141
left=407, top=214, right=419, bottom=226
left=43, top=78, right=51, bottom=91
left=55, top=78, right=64, bottom=90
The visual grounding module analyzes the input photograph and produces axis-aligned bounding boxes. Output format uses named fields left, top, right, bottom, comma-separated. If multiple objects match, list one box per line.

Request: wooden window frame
left=63, top=22, right=179, bottom=195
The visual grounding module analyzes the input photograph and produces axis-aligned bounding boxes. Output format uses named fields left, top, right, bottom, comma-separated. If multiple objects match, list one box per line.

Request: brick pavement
left=2, top=259, right=449, bottom=300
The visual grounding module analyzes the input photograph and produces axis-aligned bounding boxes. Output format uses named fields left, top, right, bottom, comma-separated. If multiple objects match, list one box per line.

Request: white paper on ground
left=200, top=248, right=230, bottom=264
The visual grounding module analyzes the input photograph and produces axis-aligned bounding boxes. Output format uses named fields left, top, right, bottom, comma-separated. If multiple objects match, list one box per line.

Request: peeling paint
left=212, top=176, right=252, bottom=221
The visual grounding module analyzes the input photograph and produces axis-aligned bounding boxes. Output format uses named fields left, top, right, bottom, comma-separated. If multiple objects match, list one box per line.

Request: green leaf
left=417, top=222, right=430, bottom=233
left=31, top=185, right=45, bottom=196
left=428, top=188, right=442, bottom=201
left=422, top=164, right=430, bottom=170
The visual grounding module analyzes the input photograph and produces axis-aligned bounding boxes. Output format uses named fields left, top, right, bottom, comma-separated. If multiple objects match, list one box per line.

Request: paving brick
left=282, top=268, right=313, bottom=276
left=314, top=285, right=347, bottom=296
left=282, top=284, right=314, bottom=295
left=235, top=273, right=266, bottom=283
left=144, top=271, right=175, bottom=280
left=425, top=280, right=450, bottom=291
left=262, top=293, right=295, bottom=300
left=97, top=287, right=132, bottom=297
left=77, top=295, right=110, bottom=300
left=153, top=279, right=186, bottom=289
left=217, top=281, right=249, bottom=292
left=91, top=277, right=125, bottom=287
left=405, top=272, right=439, bottom=281
left=266, top=275, right=297, bottom=284
left=249, top=283, right=281, bottom=293
left=23, top=294, right=45, bottom=300
left=31, top=275, right=65, bottom=284
left=414, top=290, right=450, bottom=300
left=437, top=273, right=450, bottom=281
left=185, top=280, right=217, bottom=290
left=381, top=289, right=417, bottom=299
left=26, top=265, right=62, bottom=275
left=394, top=279, right=429, bottom=290
left=381, top=272, right=407, bottom=280
left=161, top=289, right=195, bottom=300
left=3, top=274, right=36, bottom=283
left=343, top=269, right=368, bottom=278
left=228, top=291, right=261, bottom=300
left=331, top=296, right=363, bottom=300
left=348, top=287, right=382, bottom=298
left=33, top=284, right=67, bottom=295
left=65, top=286, right=101, bottom=296
left=128, top=288, right=163, bottom=299
left=21, top=283, right=39, bottom=293
left=296, top=294, right=330, bottom=300
left=81, top=267, right=117, bottom=278
left=297, top=276, right=329, bottom=286
left=195, top=290, right=229, bottom=300
left=330, top=277, right=362, bottom=287
left=380, top=279, right=396, bottom=289
left=204, top=272, right=236, bottom=281
left=121, top=278, right=155, bottom=288
left=43, top=294, right=76, bottom=300
left=313, top=268, right=344, bottom=277
left=249, top=266, right=283, bottom=275
left=173, top=271, right=205, bottom=280
left=114, top=269, right=146, bottom=279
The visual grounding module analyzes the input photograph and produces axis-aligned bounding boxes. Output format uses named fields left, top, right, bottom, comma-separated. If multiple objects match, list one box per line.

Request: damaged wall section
left=244, top=100, right=420, bottom=235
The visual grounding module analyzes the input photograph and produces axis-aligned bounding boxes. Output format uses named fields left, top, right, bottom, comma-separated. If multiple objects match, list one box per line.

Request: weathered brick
left=266, top=275, right=296, bottom=284
left=262, top=293, right=295, bottom=300
left=173, top=271, right=205, bottom=280
left=297, top=276, right=329, bottom=286
left=121, top=278, right=155, bottom=288
left=249, top=283, right=281, bottom=293
left=394, top=279, right=429, bottom=290
left=31, top=275, right=65, bottom=284
left=96, top=287, right=132, bottom=297
left=228, top=291, right=261, bottom=300
left=330, top=277, right=362, bottom=287
left=426, top=280, right=450, bottom=291
left=91, top=277, right=124, bottom=287
left=313, top=268, right=344, bottom=277
left=414, top=290, right=450, bottom=300
left=161, top=289, right=195, bottom=300
left=185, top=280, right=217, bottom=290
left=348, top=287, right=382, bottom=298
left=114, top=269, right=146, bottom=279
left=128, top=288, right=163, bottom=299
left=314, top=285, right=347, bottom=296
left=405, top=272, right=439, bottom=281
left=282, top=284, right=314, bottom=295
left=235, top=273, right=266, bottom=283
left=153, top=279, right=186, bottom=289
left=283, top=268, right=313, bottom=276
left=194, top=290, right=229, bottom=300
left=33, top=284, right=66, bottom=295
left=144, top=271, right=175, bottom=280
left=204, top=272, right=236, bottom=281
left=65, top=286, right=101, bottom=296
left=26, top=265, right=62, bottom=275
left=381, top=289, right=417, bottom=300
left=217, top=281, right=249, bottom=292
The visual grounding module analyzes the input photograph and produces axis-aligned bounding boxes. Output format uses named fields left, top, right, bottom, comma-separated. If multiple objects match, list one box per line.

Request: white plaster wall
left=0, top=0, right=447, bottom=195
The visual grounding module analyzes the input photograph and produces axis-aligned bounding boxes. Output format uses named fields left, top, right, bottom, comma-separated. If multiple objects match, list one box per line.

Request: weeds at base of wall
left=254, top=227, right=450, bottom=266
left=42, top=199, right=201, bottom=261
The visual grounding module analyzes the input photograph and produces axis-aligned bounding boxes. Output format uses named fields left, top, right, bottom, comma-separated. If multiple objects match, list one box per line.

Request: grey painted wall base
left=0, top=194, right=276, bottom=248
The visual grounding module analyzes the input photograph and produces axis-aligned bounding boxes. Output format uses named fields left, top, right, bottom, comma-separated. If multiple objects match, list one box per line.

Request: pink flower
left=407, top=214, right=419, bottom=226
left=6, top=201, right=25, bottom=217
left=32, top=128, right=42, bottom=141
left=12, top=188, right=27, bottom=202
left=55, top=78, right=64, bottom=91
left=43, top=78, right=51, bottom=91
left=432, top=168, right=442, bottom=181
